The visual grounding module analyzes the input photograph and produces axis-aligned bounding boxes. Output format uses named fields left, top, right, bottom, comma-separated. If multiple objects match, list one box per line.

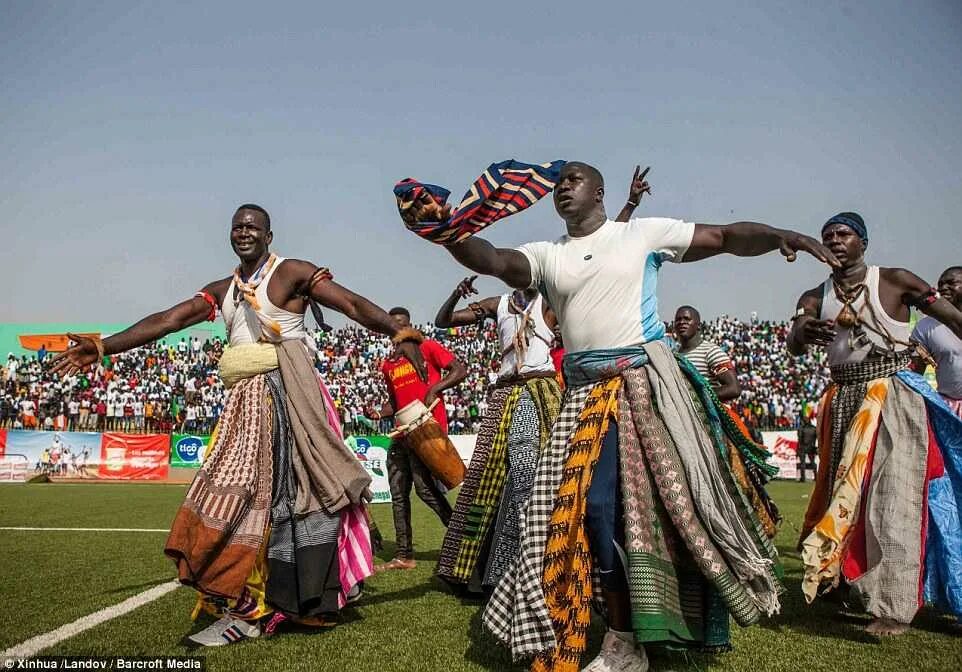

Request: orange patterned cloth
left=800, top=378, right=889, bottom=602
left=531, top=378, right=621, bottom=672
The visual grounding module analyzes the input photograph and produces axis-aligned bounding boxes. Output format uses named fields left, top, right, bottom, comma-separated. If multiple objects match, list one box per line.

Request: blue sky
left=2, top=1, right=960, bottom=327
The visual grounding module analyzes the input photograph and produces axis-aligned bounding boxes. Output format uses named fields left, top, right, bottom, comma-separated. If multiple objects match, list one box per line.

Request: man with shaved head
left=403, top=160, right=835, bottom=671
left=53, top=204, right=428, bottom=646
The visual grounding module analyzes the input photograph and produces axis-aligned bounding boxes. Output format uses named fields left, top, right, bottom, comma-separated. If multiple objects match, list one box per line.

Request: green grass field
left=1, top=482, right=959, bottom=671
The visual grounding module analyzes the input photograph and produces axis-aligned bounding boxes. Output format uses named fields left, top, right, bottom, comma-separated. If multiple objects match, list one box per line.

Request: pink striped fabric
left=338, top=504, right=373, bottom=607
left=314, top=368, right=373, bottom=606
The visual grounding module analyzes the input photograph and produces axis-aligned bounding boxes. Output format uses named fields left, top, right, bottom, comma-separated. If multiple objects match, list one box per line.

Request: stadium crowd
left=1, top=317, right=829, bottom=435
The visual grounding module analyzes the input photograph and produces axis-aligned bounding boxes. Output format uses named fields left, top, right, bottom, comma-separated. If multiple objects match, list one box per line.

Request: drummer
left=366, top=306, right=468, bottom=571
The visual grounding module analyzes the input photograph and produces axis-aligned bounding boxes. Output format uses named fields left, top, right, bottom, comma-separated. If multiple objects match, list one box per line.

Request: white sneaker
left=582, top=631, right=649, bottom=672
left=188, top=615, right=261, bottom=646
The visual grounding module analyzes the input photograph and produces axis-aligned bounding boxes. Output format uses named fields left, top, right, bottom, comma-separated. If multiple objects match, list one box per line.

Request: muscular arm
left=444, top=237, right=533, bottom=289
left=51, top=278, right=230, bottom=376
left=103, top=280, right=228, bottom=355
left=682, top=222, right=837, bottom=266
left=435, top=294, right=499, bottom=328
left=887, top=268, right=962, bottom=341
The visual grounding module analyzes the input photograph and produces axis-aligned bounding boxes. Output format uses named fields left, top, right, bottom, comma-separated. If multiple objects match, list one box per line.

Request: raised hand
left=628, top=165, right=652, bottom=204
left=49, top=333, right=101, bottom=377
left=456, top=275, right=479, bottom=299
left=403, top=191, right=453, bottom=224
left=779, top=232, right=840, bottom=268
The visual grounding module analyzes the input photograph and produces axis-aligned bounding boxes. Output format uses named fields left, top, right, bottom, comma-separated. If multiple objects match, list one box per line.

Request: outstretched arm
left=300, top=266, right=428, bottom=380
left=889, top=268, right=962, bottom=341
left=444, top=237, right=533, bottom=289
left=50, top=278, right=230, bottom=376
left=682, top=222, right=839, bottom=267
left=434, top=276, right=500, bottom=328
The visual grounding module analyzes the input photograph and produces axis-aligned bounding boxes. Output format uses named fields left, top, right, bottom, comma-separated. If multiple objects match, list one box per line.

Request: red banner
left=0, top=428, right=6, bottom=456
left=98, top=433, right=170, bottom=480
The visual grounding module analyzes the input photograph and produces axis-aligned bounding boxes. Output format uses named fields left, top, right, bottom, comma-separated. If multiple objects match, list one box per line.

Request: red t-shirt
left=380, top=339, right=455, bottom=432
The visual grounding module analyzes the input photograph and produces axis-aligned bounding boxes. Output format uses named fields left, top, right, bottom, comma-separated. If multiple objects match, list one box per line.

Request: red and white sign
left=97, top=433, right=169, bottom=480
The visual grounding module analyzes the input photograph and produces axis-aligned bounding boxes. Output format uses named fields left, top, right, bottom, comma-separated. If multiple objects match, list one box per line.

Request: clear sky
left=3, top=1, right=960, bottom=328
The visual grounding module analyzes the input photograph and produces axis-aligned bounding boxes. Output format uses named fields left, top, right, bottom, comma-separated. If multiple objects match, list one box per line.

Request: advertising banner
left=170, top=434, right=210, bottom=467
left=97, top=433, right=169, bottom=480
left=760, top=430, right=820, bottom=480
left=350, top=435, right=391, bottom=503
left=0, top=430, right=102, bottom=479
left=0, top=428, right=29, bottom=482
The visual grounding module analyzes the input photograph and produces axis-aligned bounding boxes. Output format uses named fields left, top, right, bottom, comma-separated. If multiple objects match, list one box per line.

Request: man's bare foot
left=865, top=617, right=909, bottom=636
left=375, top=557, right=417, bottom=572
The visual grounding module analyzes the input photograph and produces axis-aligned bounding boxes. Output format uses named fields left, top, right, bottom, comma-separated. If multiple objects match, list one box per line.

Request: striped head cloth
left=394, top=159, right=567, bottom=245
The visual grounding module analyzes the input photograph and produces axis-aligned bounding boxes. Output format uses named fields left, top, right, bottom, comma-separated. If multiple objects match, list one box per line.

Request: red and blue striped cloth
left=394, top=159, right=566, bottom=245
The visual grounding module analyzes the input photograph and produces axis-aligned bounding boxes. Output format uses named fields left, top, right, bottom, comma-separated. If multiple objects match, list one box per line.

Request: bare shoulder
left=277, top=258, right=318, bottom=277
left=796, top=283, right=824, bottom=309
left=879, top=266, right=928, bottom=290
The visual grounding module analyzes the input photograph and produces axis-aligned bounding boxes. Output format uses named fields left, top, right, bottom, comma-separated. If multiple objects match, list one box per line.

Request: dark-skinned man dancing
left=396, top=159, right=834, bottom=672
left=52, top=204, right=428, bottom=646
left=789, top=213, right=962, bottom=637
left=434, top=166, right=652, bottom=595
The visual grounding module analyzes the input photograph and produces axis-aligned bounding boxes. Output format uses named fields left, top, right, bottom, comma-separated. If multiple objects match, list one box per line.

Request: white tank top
left=819, top=265, right=912, bottom=366
left=496, top=293, right=554, bottom=379
left=220, top=256, right=312, bottom=349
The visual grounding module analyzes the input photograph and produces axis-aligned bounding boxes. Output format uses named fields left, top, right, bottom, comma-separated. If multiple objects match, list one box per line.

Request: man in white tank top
left=788, top=212, right=962, bottom=637
left=51, top=204, right=429, bottom=646
left=433, top=276, right=563, bottom=594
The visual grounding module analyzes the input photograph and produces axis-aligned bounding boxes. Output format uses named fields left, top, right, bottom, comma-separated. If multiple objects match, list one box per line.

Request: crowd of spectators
left=701, top=315, right=829, bottom=429
left=2, top=336, right=225, bottom=435
left=1, top=316, right=830, bottom=435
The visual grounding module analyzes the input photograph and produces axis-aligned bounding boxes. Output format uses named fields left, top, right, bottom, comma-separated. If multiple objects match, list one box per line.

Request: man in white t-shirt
left=912, top=266, right=962, bottom=417
left=409, top=161, right=835, bottom=670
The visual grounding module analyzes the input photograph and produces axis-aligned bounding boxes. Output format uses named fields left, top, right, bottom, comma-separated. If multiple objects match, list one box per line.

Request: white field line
left=1, top=580, right=180, bottom=659
left=0, top=527, right=168, bottom=532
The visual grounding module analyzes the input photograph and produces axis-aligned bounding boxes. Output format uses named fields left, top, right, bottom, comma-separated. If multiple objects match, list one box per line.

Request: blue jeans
left=585, top=422, right=629, bottom=593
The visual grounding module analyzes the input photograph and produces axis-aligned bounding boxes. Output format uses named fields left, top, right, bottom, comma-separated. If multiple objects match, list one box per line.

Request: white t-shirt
left=518, top=218, right=695, bottom=353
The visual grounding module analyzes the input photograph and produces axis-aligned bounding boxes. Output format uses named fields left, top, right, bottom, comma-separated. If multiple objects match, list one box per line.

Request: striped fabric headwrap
left=394, top=159, right=566, bottom=245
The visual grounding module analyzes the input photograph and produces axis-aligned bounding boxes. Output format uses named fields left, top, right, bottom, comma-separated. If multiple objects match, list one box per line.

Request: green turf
left=1, top=482, right=960, bottom=670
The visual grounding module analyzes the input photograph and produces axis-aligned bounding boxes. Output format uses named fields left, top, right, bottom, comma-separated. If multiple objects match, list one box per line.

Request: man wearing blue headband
left=789, top=211, right=962, bottom=637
